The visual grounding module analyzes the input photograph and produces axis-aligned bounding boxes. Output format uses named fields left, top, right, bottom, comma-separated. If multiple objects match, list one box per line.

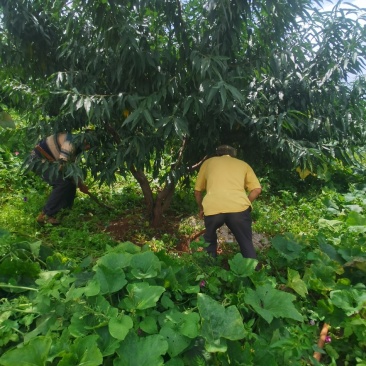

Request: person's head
left=216, top=145, right=237, bottom=157
left=74, top=129, right=94, bottom=153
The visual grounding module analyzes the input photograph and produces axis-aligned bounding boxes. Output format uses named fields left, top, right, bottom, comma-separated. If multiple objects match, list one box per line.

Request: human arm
left=248, top=187, right=262, bottom=203
left=78, top=181, right=90, bottom=194
left=194, top=190, right=204, bottom=219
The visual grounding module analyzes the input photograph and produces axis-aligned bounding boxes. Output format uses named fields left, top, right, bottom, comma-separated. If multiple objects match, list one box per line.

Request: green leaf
left=228, top=254, right=257, bottom=277
left=318, top=219, right=344, bottom=232
left=93, top=253, right=128, bottom=294
left=0, top=336, right=52, bottom=365
left=197, top=293, right=246, bottom=352
left=159, top=309, right=200, bottom=339
left=0, top=112, right=16, bottom=129
left=94, top=265, right=127, bottom=295
left=119, top=282, right=165, bottom=310
left=130, top=251, right=161, bottom=279
left=58, top=335, right=103, bottom=366
left=95, top=326, right=121, bottom=357
left=160, top=325, right=191, bottom=358
left=115, top=332, right=168, bottom=366
left=140, top=316, right=158, bottom=334
left=330, top=287, right=366, bottom=316
left=219, top=85, right=227, bottom=110
left=84, top=96, right=92, bottom=116
left=109, top=315, right=133, bottom=340
left=84, top=277, right=101, bottom=296
left=244, top=284, right=303, bottom=323
left=287, top=268, right=308, bottom=298
left=271, top=234, right=304, bottom=261
left=96, top=252, right=131, bottom=270
left=143, top=109, right=155, bottom=127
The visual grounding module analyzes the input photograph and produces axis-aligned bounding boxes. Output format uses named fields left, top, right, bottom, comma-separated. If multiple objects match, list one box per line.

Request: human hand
left=78, top=182, right=89, bottom=194
left=199, top=209, right=204, bottom=219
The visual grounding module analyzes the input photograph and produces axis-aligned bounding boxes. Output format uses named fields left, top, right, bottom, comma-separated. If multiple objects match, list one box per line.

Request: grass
left=0, top=139, right=357, bottom=264
left=0, top=178, right=318, bottom=262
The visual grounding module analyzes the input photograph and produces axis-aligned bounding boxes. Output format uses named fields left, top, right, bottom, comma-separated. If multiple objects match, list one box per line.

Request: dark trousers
left=203, top=209, right=256, bottom=259
left=41, top=169, right=76, bottom=217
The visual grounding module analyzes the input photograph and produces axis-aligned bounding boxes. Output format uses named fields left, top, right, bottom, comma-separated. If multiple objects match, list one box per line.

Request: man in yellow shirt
left=194, top=145, right=262, bottom=258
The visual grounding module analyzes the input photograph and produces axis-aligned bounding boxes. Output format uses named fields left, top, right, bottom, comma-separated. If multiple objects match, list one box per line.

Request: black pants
left=41, top=168, right=76, bottom=217
left=203, top=209, right=256, bottom=259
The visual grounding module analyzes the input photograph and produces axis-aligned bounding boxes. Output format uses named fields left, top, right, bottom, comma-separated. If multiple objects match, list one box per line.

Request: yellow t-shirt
left=194, top=155, right=261, bottom=216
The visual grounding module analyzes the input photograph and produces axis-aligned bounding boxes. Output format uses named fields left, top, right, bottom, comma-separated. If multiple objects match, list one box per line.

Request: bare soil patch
left=104, top=209, right=270, bottom=254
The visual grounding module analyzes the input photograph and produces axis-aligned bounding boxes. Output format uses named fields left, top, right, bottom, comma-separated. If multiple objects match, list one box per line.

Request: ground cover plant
left=0, top=131, right=365, bottom=365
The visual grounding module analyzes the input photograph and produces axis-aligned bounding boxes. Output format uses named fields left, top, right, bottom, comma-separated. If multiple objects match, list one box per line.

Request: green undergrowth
left=1, top=141, right=366, bottom=365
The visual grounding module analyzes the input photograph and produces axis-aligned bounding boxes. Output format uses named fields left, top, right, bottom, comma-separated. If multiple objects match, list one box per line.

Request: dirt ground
left=104, top=210, right=270, bottom=254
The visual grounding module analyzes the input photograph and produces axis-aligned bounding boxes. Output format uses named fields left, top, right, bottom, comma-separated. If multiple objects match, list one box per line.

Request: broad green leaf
left=346, top=212, right=366, bottom=225
left=271, top=234, right=304, bottom=261
left=159, top=309, right=200, bottom=339
left=109, top=315, right=133, bottom=340
left=115, top=332, right=168, bottom=366
left=130, top=251, right=161, bottom=279
left=345, top=205, right=363, bottom=213
left=338, top=247, right=365, bottom=262
left=197, top=293, right=246, bottom=352
left=0, top=112, right=16, bottom=129
left=69, top=312, right=90, bottom=337
left=330, top=287, right=366, bottom=316
left=303, top=263, right=341, bottom=292
left=58, top=335, right=103, bottom=366
left=229, top=254, right=257, bottom=277
left=140, top=316, right=158, bottom=334
left=84, top=277, right=101, bottom=296
left=318, top=219, right=344, bottom=232
left=24, top=314, right=58, bottom=343
left=95, top=326, right=121, bottom=357
left=96, top=252, right=131, bottom=270
left=319, top=241, right=344, bottom=263
left=244, top=284, right=303, bottom=323
left=164, top=358, right=184, bottom=366
left=119, top=282, right=165, bottom=310
left=73, top=335, right=103, bottom=365
left=0, top=336, right=52, bottom=365
left=94, top=264, right=127, bottom=294
left=287, top=268, right=308, bottom=298
left=111, top=242, right=141, bottom=254
left=160, top=326, right=191, bottom=358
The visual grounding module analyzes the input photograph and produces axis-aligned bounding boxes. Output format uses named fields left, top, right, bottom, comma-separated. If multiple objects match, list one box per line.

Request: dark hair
left=216, top=145, right=237, bottom=157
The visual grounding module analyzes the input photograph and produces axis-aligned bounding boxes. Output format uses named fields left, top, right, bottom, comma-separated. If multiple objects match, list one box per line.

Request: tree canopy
left=0, top=0, right=366, bottom=225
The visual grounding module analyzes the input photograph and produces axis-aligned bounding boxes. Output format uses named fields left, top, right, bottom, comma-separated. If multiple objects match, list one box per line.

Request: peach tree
left=0, top=0, right=365, bottom=226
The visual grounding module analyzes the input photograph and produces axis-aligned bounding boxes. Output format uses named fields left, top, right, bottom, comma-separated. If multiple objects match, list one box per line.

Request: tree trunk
left=151, top=180, right=175, bottom=228
left=130, top=166, right=175, bottom=228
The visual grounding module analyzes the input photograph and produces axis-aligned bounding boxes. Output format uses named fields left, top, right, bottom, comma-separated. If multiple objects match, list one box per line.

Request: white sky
left=321, top=0, right=365, bottom=12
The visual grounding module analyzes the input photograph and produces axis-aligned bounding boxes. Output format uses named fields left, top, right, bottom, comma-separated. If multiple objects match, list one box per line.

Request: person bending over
left=194, top=145, right=262, bottom=258
left=28, top=132, right=90, bottom=225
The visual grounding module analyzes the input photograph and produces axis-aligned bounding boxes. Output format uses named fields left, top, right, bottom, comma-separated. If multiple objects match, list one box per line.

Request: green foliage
left=0, top=65, right=366, bottom=364
left=0, top=0, right=365, bottom=218
left=1, top=202, right=366, bottom=365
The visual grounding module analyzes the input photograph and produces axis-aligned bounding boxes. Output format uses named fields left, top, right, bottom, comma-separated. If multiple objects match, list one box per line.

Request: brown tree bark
left=130, top=166, right=175, bottom=228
